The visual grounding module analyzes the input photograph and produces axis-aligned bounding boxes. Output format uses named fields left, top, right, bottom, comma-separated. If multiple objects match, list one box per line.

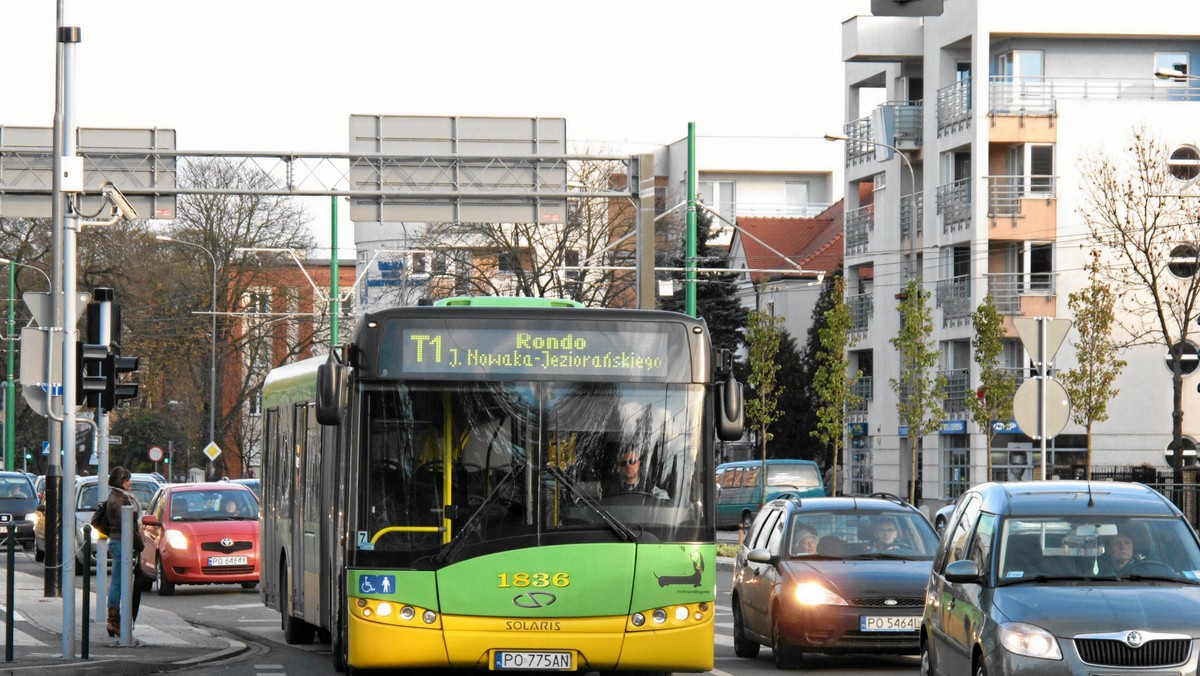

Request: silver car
left=922, top=481, right=1200, bottom=675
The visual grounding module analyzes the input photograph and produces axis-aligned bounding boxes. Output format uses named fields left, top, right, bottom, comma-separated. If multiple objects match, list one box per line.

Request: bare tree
left=159, top=157, right=316, bottom=477
left=1078, top=128, right=1200, bottom=480
left=371, top=157, right=638, bottom=307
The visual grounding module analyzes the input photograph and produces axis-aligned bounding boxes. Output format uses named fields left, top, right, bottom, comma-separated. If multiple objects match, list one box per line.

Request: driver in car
left=1097, top=533, right=1142, bottom=574
left=603, top=450, right=668, bottom=500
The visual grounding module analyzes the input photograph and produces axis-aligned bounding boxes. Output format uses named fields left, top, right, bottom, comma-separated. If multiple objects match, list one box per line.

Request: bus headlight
left=376, top=602, right=393, bottom=617
left=400, top=605, right=416, bottom=621
left=652, top=609, right=667, bottom=624
left=422, top=610, right=437, bottom=624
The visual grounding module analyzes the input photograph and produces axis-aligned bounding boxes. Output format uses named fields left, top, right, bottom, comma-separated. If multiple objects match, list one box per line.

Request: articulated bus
left=259, top=297, right=744, bottom=674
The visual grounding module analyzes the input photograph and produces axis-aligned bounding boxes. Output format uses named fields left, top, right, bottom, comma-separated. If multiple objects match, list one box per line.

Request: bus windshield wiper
left=430, top=465, right=526, bottom=566
left=543, top=464, right=637, bottom=543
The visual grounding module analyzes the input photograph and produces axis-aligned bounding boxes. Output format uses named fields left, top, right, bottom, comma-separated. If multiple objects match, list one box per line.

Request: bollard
left=119, top=505, right=133, bottom=646
left=81, top=524, right=90, bottom=659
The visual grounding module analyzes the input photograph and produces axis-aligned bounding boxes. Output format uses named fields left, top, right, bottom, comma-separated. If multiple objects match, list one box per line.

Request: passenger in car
left=792, top=526, right=819, bottom=556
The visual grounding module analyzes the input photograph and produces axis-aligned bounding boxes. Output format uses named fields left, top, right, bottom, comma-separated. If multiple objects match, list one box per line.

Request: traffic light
left=76, top=342, right=108, bottom=408
left=101, top=353, right=140, bottom=411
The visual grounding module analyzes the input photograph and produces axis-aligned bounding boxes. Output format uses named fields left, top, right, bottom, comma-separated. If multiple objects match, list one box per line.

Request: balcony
left=987, top=272, right=1056, bottom=315
left=940, top=368, right=970, bottom=414
left=987, top=175, right=1056, bottom=218
left=936, top=178, right=972, bottom=234
left=849, top=376, right=873, bottom=414
left=936, top=275, right=971, bottom=323
left=937, top=78, right=972, bottom=137
left=901, top=192, right=924, bottom=241
left=842, top=116, right=875, bottom=166
left=989, top=76, right=1200, bottom=115
left=848, top=292, right=873, bottom=334
left=888, top=101, right=924, bottom=149
left=845, top=204, right=874, bottom=255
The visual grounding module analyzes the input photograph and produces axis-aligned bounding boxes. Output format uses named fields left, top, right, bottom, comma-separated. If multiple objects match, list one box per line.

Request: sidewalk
left=0, top=568, right=246, bottom=675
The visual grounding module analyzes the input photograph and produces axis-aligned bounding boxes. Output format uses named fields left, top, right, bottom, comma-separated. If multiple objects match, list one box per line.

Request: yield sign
left=202, top=442, right=222, bottom=461
left=1013, top=317, right=1072, bottom=367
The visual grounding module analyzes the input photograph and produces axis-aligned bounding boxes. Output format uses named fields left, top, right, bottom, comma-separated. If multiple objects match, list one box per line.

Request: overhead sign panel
left=348, top=115, right=567, bottom=224
left=0, top=126, right=177, bottom=219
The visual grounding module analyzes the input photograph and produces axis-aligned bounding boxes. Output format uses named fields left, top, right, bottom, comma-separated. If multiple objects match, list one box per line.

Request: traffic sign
left=148, top=445, right=164, bottom=462
left=202, top=442, right=222, bottom=461
left=1013, top=378, right=1071, bottom=439
left=1013, top=317, right=1071, bottom=373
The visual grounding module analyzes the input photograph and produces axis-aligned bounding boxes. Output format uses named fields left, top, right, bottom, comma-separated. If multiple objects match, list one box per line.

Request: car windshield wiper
left=998, top=574, right=1094, bottom=586
left=1120, top=574, right=1198, bottom=584
left=844, top=552, right=918, bottom=561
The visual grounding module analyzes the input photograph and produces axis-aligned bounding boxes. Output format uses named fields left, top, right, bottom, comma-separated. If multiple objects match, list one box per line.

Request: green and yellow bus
left=259, top=297, right=743, bottom=674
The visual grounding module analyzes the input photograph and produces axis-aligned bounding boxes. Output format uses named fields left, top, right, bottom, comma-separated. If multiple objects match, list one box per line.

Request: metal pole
left=5, top=520, right=14, bottom=662
left=209, top=250, right=216, bottom=478
left=685, top=123, right=698, bottom=318
left=330, top=194, right=339, bottom=346
left=118, top=505, right=133, bottom=646
left=59, top=23, right=80, bottom=657
left=636, top=154, right=655, bottom=310
left=45, top=0, right=67, bottom=600
left=5, top=263, right=13, bottom=472
left=1038, top=317, right=1048, bottom=480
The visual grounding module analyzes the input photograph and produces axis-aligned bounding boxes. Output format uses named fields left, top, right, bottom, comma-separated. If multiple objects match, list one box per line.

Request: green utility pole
left=5, top=263, right=13, bottom=471
left=330, top=194, right=340, bottom=346
left=686, top=122, right=698, bottom=318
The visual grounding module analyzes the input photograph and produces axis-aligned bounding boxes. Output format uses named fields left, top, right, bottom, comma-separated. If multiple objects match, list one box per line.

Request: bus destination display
left=399, top=325, right=672, bottom=379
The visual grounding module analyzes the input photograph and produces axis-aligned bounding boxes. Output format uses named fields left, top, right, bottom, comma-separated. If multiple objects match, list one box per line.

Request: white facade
left=838, top=1, right=1200, bottom=507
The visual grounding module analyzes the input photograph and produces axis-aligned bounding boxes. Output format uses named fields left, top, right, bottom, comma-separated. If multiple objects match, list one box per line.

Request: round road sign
left=1012, top=378, right=1070, bottom=439
left=148, top=445, right=165, bottom=462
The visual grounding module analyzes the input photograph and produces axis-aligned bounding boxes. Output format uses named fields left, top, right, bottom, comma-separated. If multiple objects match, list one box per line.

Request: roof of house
left=733, top=184, right=868, bottom=284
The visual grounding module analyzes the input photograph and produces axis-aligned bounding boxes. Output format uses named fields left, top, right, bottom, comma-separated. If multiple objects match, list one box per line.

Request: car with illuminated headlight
left=922, top=481, right=1200, bottom=676
left=0, top=472, right=39, bottom=550
left=136, top=482, right=260, bottom=595
left=731, top=493, right=938, bottom=668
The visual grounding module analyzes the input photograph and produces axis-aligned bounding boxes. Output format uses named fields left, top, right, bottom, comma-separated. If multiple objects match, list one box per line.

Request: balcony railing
left=936, top=178, right=972, bottom=233
left=937, top=77, right=972, bottom=136
left=843, top=116, right=875, bottom=166
left=850, top=376, right=873, bottom=413
left=987, top=272, right=1055, bottom=315
left=987, top=175, right=1056, bottom=217
left=936, top=275, right=971, bottom=321
left=901, top=192, right=924, bottom=240
left=940, top=368, right=970, bottom=413
left=989, top=76, right=1200, bottom=115
left=732, top=201, right=835, bottom=218
left=845, top=204, right=874, bottom=255
left=889, top=101, right=924, bottom=147
left=848, top=292, right=873, bottom=334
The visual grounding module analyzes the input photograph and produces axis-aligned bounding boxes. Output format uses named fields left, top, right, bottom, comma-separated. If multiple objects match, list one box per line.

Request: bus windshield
left=358, top=380, right=710, bottom=566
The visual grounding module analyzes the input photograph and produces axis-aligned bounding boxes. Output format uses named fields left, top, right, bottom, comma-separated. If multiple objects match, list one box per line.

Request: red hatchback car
left=137, top=483, right=260, bottom=595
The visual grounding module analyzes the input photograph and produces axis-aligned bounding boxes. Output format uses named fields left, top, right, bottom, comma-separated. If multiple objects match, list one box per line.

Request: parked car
left=33, top=473, right=162, bottom=568
left=716, top=459, right=825, bottom=530
left=221, top=477, right=260, bottom=502
left=921, top=480, right=1200, bottom=675
left=933, top=497, right=959, bottom=535
left=137, top=482, right=260, bottom=595
left=0, top=472, right=39, bottom=550
left=731, top=492, right=939, bottom=668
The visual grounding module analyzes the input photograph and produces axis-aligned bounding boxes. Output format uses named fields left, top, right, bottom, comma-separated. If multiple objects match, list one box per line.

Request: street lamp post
left=155, top=237, right=218, bottom=478
left=0, top=259, right=51, bottom=472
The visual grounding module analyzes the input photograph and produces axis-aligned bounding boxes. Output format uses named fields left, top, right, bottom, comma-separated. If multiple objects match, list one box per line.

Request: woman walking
left=102, top=466, right=140, bottom=637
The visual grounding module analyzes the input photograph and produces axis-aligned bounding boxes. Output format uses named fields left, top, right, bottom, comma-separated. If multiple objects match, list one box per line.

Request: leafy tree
left=1061, top=250, right=1126, bottom=479
left=965, top=294, right=1016, bottom=484
left=890, top=279, right=944, bottom=503
left=744, top=301, right=785, bottom=486
left=1079, top=127, right=1200, bottom=481
left=810, top=276, right=861, bottom=496
left=763, top=330, right=810, bottom=458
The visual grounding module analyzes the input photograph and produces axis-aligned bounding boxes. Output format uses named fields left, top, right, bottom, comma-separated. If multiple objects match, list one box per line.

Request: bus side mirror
left=715, top=375, right=744, bottom=441
left=316, top=354, right=346, bottom=426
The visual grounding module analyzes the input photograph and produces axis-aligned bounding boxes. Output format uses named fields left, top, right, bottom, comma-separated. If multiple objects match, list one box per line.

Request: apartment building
left=837, top=1, right=1200, bottom=505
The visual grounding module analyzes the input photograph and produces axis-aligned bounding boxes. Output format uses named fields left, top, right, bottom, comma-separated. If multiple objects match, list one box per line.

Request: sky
left=1, top=1, right=871, bottom=253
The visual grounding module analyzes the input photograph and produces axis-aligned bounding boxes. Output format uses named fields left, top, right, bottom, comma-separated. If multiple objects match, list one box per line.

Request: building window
left=1030, top=242, right=1053, bottom=290
left=497, top=250, right=520, bottom=273
left=411, top=252, right=428, bottom=276
left=942, top=435, right=970, bottom=499
left=699, top=180, right=736, bottom=223
left=785, top=181, right=810, bottom=216
left=1155, top=52, right=1190, bottom=84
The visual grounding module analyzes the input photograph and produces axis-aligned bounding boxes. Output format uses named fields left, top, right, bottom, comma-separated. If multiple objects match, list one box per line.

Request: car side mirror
left=944, top=558, right=982, bottom=583
left=141, top=514, right=160, bottom=527
left=747, top=548, right=775, bottom=564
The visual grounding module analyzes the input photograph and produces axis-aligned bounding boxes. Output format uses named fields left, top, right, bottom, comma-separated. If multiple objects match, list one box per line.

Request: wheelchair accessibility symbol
left=358, top=574, right=395, bottom=595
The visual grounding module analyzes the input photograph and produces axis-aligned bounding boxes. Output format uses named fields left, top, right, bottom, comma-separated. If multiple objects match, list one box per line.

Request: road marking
left=0, top=626, right=46, bottom=646
left=238, top=618, right=279, bottom=623
left=714, top=634, right=733, bottom=647
left=132, top=624, right=190, bottom=645
left=204, top=603, right=268, bottom=609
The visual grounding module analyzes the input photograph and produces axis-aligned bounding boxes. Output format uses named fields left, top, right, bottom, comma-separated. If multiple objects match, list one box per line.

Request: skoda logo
left=513, top=592, right=557, bottom=609
left=220, top=538, right=234, bottom=548
left=883, top=599, right=898, bottom=606
left=1124, top=631, right=1144, bottom=648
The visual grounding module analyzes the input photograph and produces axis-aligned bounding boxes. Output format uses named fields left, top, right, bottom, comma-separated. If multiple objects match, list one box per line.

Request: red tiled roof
left=733, top=194, right=855, bottom=284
